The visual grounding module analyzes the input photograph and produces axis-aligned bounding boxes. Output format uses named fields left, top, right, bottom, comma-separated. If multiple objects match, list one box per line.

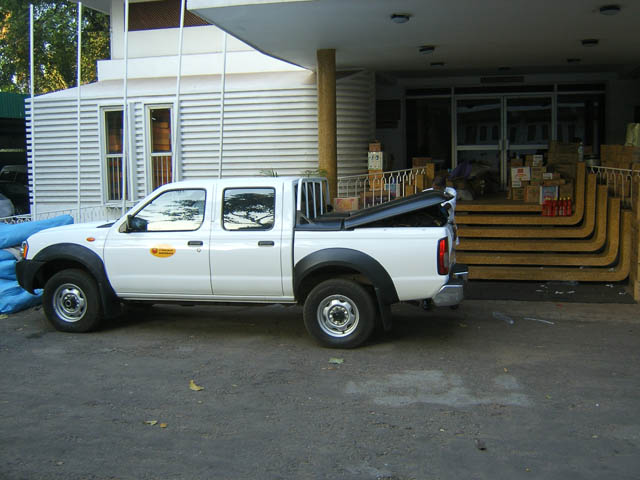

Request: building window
left=104, top=109, right=124, bottom=201
left=149, top=107, right=173, bottom=191
left=222, top=188, right=275, bottom=231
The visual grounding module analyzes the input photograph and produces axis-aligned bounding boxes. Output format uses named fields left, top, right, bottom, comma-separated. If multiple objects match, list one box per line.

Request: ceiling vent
left=480, top=75, right=525, bottom=84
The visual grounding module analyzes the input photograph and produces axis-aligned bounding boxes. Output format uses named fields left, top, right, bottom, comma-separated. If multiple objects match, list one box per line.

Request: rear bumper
left=431, top=264, right=468, bottom=307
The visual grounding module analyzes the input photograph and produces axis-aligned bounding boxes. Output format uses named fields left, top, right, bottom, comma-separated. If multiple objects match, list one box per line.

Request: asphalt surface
left=1, top=300, right=640, bottom=480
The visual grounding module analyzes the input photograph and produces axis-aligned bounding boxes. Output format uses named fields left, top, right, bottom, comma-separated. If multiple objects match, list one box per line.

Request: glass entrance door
left=455, top=98, right=502, bottom=194
left=455, top=96, right=552, bottom=192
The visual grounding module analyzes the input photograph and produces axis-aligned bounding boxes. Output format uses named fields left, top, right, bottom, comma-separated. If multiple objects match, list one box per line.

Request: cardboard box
left=549, top=141, right=579, bottom=154
left=412, top=157, right=432, bottom=168
left=333, top=197, right=360, bottom=212
left=511, top=179, right=522, bottom=188
left=525, top=155, right=544, bottom=167
left=559, top=182, right=574, bottom=199
left=540, top=185, right=558, bottom=204
left=543, top=178, right=566, bottom=186
left=530, top=180, right=542, bottom=186
left=542, top=172, right=554, bottom=180
left=368, top=169, right=384, bottom=190
left=368, top=142, right=382, bottom=152
left=525, top=185, right=540, bottom=203
left=511, top=188, right=525, bottom=201
left=548, top=152, right=579, bottom=165
left=530, top=166, right=547, bottom=182
left=368, top=151, right=385, bottom=170
left=552, top=163, right=578, bottom=181
left=511, top=166, right=531, bottom=182
left=510, top=158, right=524, bottom=167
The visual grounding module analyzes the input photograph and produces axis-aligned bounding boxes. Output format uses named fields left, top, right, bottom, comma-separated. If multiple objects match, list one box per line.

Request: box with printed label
left=368, top=142, right=382, bottom=152
left=530, top=166, right=547, bottom=182
left=511, top=166, right=531, bottom=182
left=368, top=151, right=385, bottom=170
left=539, top=185, right=558, bottom=204
left=511, top=188, right=525, bottom=201
left=525, top=185, right=540, bottom=203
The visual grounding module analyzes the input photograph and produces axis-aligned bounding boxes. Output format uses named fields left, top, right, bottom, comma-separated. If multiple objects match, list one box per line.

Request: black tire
left=303, top=279, right=377, bottom=348
left=42, top=269, right=103, bottom=333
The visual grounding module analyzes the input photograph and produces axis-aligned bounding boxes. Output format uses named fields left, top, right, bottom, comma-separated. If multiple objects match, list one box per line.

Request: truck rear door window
left=222, top=188, right=275, bottom=231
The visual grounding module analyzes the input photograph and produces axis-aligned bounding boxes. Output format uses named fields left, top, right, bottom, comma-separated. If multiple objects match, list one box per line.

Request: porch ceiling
left=189, top=0, right=640, bottom=77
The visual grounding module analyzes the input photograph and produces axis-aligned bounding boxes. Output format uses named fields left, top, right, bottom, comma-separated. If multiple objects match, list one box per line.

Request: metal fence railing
left=0, top=204, right=131, bottom=225
left=589, top=165, right=640, bottom=209
left=337, top=166, right=434, bottom=209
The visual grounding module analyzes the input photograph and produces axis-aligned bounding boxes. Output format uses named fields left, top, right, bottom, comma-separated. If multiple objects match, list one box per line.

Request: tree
left=0, top=0, right=109, bottom=94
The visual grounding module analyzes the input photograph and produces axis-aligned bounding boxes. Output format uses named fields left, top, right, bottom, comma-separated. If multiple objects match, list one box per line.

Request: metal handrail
left=589, top=165, right=639, bottom=208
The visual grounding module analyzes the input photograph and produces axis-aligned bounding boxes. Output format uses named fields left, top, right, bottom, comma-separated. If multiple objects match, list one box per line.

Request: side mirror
left=119, top=214, right=133, bottom=233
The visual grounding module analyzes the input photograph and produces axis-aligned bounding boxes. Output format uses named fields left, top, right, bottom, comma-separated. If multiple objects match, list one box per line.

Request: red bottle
left=566, top=197, right=572, bottom=216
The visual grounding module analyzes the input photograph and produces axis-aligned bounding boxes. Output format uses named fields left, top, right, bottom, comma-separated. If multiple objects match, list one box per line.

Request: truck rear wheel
left=43, top=269, right=103, bottom=333
left=303, top=279, right=376, bottom=348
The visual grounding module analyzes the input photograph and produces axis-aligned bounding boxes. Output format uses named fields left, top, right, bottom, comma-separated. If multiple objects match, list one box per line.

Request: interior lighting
left=599, top=4, right=621, bottom=15
left=567, top=58, right=582, bottom=63
left=582, top=38, right=599, bottom=47
left=390, top=13, right=411, bottom=24
left=419, top=45, right=436, bottom=54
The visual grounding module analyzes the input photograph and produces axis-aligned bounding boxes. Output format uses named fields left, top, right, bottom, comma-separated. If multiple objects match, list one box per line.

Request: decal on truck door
left=150, top=245, right=176, bottom=258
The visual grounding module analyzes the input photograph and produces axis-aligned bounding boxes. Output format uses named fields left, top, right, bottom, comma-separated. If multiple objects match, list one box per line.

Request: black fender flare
left=294, top=248, right=399, bottom=330
left=30, top=243, right=121, bottom=318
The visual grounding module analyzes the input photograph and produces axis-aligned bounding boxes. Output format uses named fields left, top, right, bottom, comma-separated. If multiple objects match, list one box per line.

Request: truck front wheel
left=43, top=269, right=103, bottom=333
left=303, top=279, right=376, bottom=348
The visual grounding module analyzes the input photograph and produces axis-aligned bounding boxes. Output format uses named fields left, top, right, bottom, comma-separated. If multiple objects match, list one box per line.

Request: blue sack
left=0, top=259, right=16, bottom=280
left=0, top=280, right=41, bottom=314
left=0, top=215, right=73, bottom=249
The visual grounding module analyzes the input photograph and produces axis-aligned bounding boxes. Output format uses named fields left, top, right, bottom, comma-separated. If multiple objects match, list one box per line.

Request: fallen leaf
left=503, top=368, right=508, bottom=373
left=328, top=358, right=344, bottom=365
left=0, top=314, right=8, bottom=320
left=159, top=423, right=168, bottom=428
left=144, top=420, right=158, bottom=426
left=189, top=379, right=204, bottom=391
left=545, top=395, right=552, bottom=400
left=459, top=323, right=468, bottom=328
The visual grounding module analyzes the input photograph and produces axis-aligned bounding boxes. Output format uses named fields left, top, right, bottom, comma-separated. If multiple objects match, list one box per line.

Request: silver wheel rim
left=53, top=283, right=87, bottom=323
left=316, top=294, right=359, bottom=338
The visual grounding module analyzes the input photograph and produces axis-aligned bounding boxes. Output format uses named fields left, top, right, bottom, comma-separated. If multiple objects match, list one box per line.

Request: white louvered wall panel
left=27, top=71, right=374, bottom=211
left=27, top=98, right=102, bottom=213
left=336, top=71, right=374, bottom=177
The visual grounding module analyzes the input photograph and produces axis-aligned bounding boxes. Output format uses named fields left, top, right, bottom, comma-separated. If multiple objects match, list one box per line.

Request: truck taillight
left=20, top=241, right=28, bottom=259
left=437, top=237, right=449, bottom=275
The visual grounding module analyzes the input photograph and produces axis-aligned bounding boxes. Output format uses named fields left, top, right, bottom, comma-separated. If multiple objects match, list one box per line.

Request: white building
left=27, top=0, right=373, bottom=216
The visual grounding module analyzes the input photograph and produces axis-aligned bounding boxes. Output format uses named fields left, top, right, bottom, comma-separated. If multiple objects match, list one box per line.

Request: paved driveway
left=1, top=300, right=639, bottom=479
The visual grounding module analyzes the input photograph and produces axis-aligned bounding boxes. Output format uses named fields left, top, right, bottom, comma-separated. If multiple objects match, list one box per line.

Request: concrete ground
left=1, top=299, right=639, bottom=480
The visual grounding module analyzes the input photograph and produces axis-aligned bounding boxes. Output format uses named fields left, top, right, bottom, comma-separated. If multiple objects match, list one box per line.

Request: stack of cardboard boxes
left=509, top=143, right=577, bottom=204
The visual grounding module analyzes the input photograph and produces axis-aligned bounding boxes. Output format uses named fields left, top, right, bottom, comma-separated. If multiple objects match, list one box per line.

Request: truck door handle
left=258, top=241, right=275, bottom=247
left=188, top=240, right=203, bottom=246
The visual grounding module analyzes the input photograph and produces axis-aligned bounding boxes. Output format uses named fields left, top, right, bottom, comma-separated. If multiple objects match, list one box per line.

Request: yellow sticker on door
left=150, top=245, right=176, bottom=258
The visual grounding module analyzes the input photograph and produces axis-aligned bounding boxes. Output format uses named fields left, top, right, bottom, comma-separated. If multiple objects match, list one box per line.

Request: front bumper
left=15, top=259, right=44, bottom=294
left=431, top=263, right=468, bottom=307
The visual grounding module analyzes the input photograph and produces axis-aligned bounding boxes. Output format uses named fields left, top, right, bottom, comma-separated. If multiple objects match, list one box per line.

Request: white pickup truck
left=17, top=176, right=467, bottom=348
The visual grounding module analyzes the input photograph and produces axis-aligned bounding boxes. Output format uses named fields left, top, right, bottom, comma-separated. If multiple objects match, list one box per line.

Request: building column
left=316, top=48, right=337, bottom=202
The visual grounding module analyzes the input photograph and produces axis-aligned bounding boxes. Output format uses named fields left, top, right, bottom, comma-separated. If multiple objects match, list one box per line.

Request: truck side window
left=223, top=188, right=275, bottom=231
left=131, top=189, right=205, bottom=232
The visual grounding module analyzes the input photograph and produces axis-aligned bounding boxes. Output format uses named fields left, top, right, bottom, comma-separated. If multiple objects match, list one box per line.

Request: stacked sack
left=0, top=215, right=73, bottom=314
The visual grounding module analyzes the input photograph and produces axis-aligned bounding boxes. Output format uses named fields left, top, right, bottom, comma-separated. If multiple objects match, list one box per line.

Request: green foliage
left=0, top=0, right=110, bottom=94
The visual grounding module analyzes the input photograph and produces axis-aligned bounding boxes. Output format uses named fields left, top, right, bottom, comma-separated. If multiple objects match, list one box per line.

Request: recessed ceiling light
left=390, top=13, right=411, bottom=24
left=567, top=58, right=581, bottom=63
left=419, top=45, right=436, bottom=54
left=599, top=4, right=621, bottom=15
left=430, top=62, right=445, bottom=67
left=582, top=38, right=599, bottom=47
left=498, top=66, right=511, bottom=71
